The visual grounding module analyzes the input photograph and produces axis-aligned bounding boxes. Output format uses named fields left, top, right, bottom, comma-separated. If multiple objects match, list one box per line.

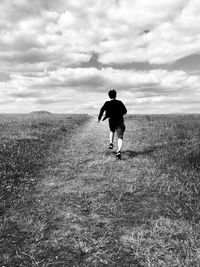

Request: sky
left=0, top=0, right=200, bottom=114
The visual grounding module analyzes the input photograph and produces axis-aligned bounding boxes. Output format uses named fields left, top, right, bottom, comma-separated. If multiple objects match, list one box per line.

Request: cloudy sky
left=0, top=0, right=200, bottom=114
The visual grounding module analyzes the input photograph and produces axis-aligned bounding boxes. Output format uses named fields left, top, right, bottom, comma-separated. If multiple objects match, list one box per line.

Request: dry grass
left=0, top=113, right=91, bottom=266
left=1, top=114, right=200, bottom=266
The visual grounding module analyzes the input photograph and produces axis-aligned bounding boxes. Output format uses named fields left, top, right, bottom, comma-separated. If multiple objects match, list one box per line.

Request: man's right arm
left=98, top=102, right=106, bottom=121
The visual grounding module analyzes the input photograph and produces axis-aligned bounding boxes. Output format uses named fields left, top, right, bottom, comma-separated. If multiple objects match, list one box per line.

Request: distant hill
left=30, top=111, right=52, bottom=115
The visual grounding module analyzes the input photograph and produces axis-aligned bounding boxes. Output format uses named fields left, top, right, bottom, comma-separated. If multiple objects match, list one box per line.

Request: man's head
left=108, top=89, right=117, bottom=99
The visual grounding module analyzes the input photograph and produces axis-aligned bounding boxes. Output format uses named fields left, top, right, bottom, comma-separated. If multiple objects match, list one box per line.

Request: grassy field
left=1, top=114, right=200, bottom=266
left=0, top=113, right=91, bottom=266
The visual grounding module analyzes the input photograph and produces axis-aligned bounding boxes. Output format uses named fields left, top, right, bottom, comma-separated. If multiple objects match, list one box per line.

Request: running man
left=98, top=90, right=127, bottom=159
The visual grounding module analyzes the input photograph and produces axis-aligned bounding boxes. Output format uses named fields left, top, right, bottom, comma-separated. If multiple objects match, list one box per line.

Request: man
left=98, top=90, right=127, bottom=159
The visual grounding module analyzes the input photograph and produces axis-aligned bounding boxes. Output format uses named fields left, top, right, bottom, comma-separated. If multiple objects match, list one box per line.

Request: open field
left=0, top=113, right=91, bottom=266
left=1, top=114, right=200, bottom=266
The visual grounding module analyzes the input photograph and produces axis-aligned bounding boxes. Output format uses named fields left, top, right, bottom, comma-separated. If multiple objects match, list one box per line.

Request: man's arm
left=121, top=101, right=127, bottom=115
left=98, top=102, right=106, bottom=121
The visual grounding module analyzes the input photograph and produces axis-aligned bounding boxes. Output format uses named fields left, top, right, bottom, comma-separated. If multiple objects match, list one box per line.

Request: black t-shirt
left=98, top=99, right=127, bottom=122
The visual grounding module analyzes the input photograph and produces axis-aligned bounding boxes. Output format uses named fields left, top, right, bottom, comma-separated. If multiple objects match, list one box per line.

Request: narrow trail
left=36, top=116, right=159, bottom=265
left=41, top=116, right=154, bottom=199
left=41, top=117, right=139, bottom=193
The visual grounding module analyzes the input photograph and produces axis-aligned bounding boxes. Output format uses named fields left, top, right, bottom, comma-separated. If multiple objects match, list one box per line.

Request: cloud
left=1, top=0, right=200, bottom=71
left=0, top=0, right=200, bottom=113
left=9, top=91, right=43, bottom=99
left=95, top=0, right=192, bottom=64
left=0, top=67, right=200, bottom=113
left=0, top=72, right=10, bottom=82
left=35, top=97, right=70, bottom=105
left=3, top=67, right=200, bottom=94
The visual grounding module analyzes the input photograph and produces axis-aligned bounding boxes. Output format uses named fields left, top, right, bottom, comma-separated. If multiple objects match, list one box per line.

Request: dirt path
left=36, top=117, right=158, bottom=266
left=41, top=117, right=139, bottom=193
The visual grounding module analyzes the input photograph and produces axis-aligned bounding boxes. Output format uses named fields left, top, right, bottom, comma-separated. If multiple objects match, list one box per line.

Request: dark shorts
left=109, top=119, right=126, bottom=139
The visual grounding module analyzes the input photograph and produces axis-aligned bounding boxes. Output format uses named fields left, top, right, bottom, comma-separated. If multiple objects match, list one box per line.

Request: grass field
left=0, top=113, right=91, bottom=266
left=1, top=114, right=200, bottom=266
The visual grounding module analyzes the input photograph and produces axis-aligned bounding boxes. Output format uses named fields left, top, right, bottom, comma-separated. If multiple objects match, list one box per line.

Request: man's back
left=98, top=99, right=127, bottom=121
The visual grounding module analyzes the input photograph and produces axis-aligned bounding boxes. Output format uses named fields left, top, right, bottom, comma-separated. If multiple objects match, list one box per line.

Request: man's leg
left=116, top=122, right=125, bottom=159
left=116, top=137, right=123, bottom=159
left=110, top=131, right=114, bottom=144
left=109, top=131, right=114, bottom=149
left=117, top=138, right=123, bottom=152
left=109, top=120, right=115, bottom=149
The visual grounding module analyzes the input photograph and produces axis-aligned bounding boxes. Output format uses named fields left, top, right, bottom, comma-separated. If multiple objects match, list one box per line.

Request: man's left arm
left=121, top=101, right=127, bottom=115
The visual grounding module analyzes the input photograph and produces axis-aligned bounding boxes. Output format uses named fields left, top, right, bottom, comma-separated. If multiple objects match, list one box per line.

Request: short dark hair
left=108, top=90, right=117, bottom=99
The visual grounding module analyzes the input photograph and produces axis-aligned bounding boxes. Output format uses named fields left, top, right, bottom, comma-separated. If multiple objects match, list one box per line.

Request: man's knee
left=117, top=130, right=124, bottom=139
left=117, top=125, right=125, bottom=139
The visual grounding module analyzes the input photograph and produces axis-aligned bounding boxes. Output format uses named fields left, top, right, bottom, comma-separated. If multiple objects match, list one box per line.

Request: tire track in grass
left=35, top=116, right=161, bottom=266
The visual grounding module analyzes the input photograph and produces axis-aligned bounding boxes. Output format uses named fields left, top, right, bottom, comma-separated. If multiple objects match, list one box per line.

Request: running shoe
left=116, top=151, right=121, bottom=160
left=109, top=143, right=113, bottom=149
